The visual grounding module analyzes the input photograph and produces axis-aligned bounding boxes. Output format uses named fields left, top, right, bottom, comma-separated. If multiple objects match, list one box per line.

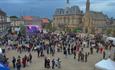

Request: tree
left=19, top=24, right=26, bottom=36
left=73, top=28, right=81, bottom=33
left=106, top=29, right=112, bottom=36
left=58, top=23, right=65, bottom=31
left=111, top=28, right=115, bottom=37
left=113, top=52, right=115, bottom=61
left=10, top=16, right=18, bottom=18
left=110, top=17, right=114, bottom=24
left=44, top=23, right=52, bottom=31
left=8, top=27, right=12, bottom=34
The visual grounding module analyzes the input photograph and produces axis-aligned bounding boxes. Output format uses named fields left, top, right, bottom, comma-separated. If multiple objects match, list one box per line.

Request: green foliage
left=65, top=28, right=71, bottom=32
left=19, top=24, right=26, bottom=36
left=10, top=16, right=18, bottom=18
left=106, top=29, right=112, bottom=35
left=8, top=28, right=12, bottom=34
left=112, top=29, right=115, bottom=37
left=43, top=23, right=56, bottom=31
left=106, top=28, right=115, bottom=37
left=73, top=28, right=81, bottom=33
left=44, top=23, right=52, bottom=30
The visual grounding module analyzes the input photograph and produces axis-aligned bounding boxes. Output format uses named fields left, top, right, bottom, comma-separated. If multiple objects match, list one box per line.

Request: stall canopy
left=95, top=59, right=115, bottom=70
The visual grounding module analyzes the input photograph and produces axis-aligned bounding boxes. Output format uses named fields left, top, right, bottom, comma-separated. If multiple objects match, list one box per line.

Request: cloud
left=90, top=0, right=115, bottom=11
left=0, top=0, right=115, bottom=18
left=107, top=2, right=115, bottom=6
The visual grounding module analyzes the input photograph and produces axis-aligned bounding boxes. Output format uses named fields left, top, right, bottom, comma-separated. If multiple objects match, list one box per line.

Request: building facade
left=90, top=11, right=109, bottom=30
left=10, top=18, right=24, bottom=32
left=52, top=0, right=112, bottom=33
left=22, top=16, right=42, bottom=26
left=82, top=0, right=109, bottom=34
left=52, top=6, right=83, bottom=30
left=0, top=9, right=10, bottom=35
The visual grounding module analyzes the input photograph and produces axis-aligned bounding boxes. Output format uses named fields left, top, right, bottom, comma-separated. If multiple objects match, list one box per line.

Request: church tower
left=86, top=0, right=90, bottom=13
left=66, top=0, right=70, bottom=7
left=82, top=0, right=93, bottom=34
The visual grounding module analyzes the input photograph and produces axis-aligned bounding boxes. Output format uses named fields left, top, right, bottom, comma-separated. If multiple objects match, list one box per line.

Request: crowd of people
left=44, top=57, right=61, bottom=69
left=12, top=53, right=32, bottom=70
left=0, top=31, right=114, bottom=70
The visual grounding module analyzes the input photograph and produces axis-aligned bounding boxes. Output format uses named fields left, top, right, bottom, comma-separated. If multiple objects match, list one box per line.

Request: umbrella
left=0, top=63, right=10, bottom=70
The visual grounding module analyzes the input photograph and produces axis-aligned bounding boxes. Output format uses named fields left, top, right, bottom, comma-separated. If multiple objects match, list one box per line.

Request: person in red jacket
left=22, top=57, right=26, bottom=68
left=100, top=47, right=103, bottom=54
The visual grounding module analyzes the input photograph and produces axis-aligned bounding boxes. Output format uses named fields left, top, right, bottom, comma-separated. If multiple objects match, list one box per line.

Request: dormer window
left=66, top=11, right=69, bottom=14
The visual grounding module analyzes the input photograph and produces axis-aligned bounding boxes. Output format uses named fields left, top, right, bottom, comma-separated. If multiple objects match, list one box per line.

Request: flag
left=67, top=0, right=69, bottom=4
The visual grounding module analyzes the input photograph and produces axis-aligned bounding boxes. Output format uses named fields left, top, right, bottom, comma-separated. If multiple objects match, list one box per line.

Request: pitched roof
left=41, top=18, right=49, bottom=23
left=90, top=11, right=108, bottom=20
left=22, top=16, right=33, bottom=21
left=22, top=16, right=41, bottom=21
left=54, top=5, right=82, bottom=16
left=0, top=9, right=6, bottom=16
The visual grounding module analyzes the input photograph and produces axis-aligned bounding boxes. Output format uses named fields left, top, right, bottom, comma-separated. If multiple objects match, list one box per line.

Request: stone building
left=82, top=0, right=93, bottom=34
left=0, top=9, right=10, bottom=35
left=10, top=18, right=24, bottom=32
left=90, top=11, right=109, bottom=30
left=52, top=0, right=111, bottom=33
left=82, top=0, right=109, bottom=34
left=22, top=16, right=42, bottom=26
left=108, top=19, right=115, bottom=29
left=52, top=6, right=83, bottom=30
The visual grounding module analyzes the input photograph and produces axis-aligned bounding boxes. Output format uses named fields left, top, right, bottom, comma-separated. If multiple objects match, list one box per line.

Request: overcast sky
left=0, top=0, right=115, bottom=18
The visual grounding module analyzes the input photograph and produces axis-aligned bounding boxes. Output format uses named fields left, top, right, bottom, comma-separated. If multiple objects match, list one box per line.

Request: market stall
left=95, top=59, right=115, bottom=70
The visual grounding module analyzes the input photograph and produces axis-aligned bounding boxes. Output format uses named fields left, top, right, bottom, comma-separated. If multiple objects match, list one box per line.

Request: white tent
left=106, top=37, right=115, bottom=46
left=95, top=59, right=115, bottom=70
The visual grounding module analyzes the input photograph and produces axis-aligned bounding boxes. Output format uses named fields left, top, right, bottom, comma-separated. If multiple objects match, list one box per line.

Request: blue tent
left=0, top=63, right=10, bottom=70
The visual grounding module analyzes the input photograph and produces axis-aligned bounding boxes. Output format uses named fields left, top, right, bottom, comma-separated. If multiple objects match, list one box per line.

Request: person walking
left=90, top=47, right=93, bottom=54
left=16, top=60, right=21, bottom=70
left=81, top=53, right=84, bottom=62
left=22, top=57, right=26, bottom=68
left=73, top=50, right=76, bottom=59
left=103, top=51, right=106, bottom=59
left=47, top=58, right=50, bottom=69
left=85, top=52, right=88, bottom=62
left=67, top=46, right=70, bottom=55
left=63, top=47, right=67, bottom=58
left=12, top=56, right=16, bottom=68
left=52, top=59, right=55, bottom=69
left=78, top=51, right=81, bottom=61
left=96, top=47, right=99, bottom=53
left=57, top=58, right=61, bottom=68
left=44, top=57, right=47, bottom=68
left=28, top=53, right=32, bottom=63
left=36, top=44, right=40, bottom=57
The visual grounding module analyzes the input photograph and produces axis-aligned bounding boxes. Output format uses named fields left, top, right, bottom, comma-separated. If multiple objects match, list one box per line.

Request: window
left=66, top=11, right=68, bottom=14
left=53, top=17, right=55, bottom=20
